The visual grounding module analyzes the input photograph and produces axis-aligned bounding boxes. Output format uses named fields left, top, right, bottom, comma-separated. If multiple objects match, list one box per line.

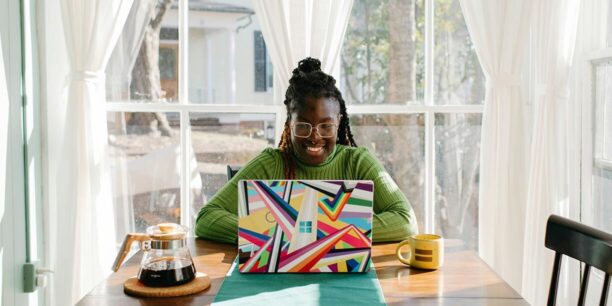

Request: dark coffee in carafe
left=138, top=258, right=196, bottom=287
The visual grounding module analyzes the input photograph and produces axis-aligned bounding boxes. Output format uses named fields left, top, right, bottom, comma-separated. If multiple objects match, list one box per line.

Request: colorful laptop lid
left=237, top=180, right=374, bottom=273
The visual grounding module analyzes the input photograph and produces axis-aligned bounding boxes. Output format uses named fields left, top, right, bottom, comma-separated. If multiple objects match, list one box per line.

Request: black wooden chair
left=545, top=214, right=612, bottom=306
left=226, top=165, right=241, bottom=180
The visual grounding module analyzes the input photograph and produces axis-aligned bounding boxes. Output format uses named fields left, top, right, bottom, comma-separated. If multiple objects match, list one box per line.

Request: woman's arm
left=194, top=180, right=240, bottom=244
left=353, top=148, right=419, bottom=242
left=194, top=148, right=281, bottom=243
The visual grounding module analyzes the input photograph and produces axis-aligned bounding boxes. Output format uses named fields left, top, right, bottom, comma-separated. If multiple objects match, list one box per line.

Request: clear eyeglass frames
left=291, top=122, right=338, bottom=138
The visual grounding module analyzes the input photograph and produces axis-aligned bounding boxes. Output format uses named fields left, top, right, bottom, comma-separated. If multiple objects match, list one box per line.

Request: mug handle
left=396, top=240, right=412, bottom=265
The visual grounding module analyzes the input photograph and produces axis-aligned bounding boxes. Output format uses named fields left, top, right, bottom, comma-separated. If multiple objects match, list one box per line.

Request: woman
left=195, top=57, right=418, bottom=243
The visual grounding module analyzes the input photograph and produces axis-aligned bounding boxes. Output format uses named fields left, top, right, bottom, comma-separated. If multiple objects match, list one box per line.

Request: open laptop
left=237, top=180, right=374, bottom=273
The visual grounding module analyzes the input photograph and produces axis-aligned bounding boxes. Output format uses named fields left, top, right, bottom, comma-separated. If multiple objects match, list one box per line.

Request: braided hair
left=278, top=57, right=357, bottom=179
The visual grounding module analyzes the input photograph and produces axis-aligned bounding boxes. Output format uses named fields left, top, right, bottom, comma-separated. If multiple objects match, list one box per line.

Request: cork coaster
left=123, top=272, right=211, bottom=298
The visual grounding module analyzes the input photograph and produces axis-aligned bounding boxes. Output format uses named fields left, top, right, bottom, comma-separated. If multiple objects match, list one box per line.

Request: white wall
left=188, top=28, right=208, bottom=102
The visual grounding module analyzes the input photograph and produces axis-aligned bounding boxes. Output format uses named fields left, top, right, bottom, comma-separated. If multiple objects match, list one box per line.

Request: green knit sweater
left=195, top=145, right=418, bottom=243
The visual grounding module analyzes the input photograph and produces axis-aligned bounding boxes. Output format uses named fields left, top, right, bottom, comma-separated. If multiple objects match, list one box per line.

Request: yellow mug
left=395, top=234, right=444, bottom=270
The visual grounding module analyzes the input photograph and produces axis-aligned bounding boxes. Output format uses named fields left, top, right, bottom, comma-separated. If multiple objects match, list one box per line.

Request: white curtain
left=553, top=1, right=609, bottom=305
left=0, top=34, right=8, bottom=224
left=252, top=0, right=353, bottom=103
left=106, top=0, right=155, bottom=100
left=53, top=0, right=132, bottom=304
left=522, top=0, right=591, bottom=305
left=105, top=0, right=155, bottom=245
left=109, top=142, right=202, bottom=241
left=458, top=0, right=534, bottom=292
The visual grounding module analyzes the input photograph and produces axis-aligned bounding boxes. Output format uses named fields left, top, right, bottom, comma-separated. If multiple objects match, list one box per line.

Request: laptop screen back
left=237, top=180, right=374, bottom=273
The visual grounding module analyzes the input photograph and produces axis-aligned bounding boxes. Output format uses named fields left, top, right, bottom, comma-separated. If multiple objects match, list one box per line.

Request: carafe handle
left=112, top=233, right=150, bottom=272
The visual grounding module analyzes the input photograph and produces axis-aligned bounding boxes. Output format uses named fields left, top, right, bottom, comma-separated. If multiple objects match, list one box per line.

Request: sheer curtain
left=554, top=1, right=609, bottom=304
left=53, top=0, right=132, bottom=304
left=105, top=0, right=155, bottom=244
left=521, top=1, right=583, bottom=305
left=0, top=34, right=7, bottom=207
left=458, top=0, right=533, bottom=292
left=252, top=0, right=353, bottom=103
left=106, top=0, right=155, bottom=101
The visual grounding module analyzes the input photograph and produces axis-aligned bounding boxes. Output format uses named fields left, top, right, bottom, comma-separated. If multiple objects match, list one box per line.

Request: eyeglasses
left=291, top=122, right=338, bottom=138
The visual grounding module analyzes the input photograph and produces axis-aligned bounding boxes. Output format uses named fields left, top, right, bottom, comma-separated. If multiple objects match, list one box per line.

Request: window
left=105, top=0, right=483, bottom=250
left=105, top=0, right=278, bottom=241
left=254, top=31, right=272, bottom=92
left=159, top=45, right=179, bottom=100
left=341, top=0, right=483, bottom=249
left=585, top=58, right=612, bottom=233
left=581, top=49, right=612, bottom=306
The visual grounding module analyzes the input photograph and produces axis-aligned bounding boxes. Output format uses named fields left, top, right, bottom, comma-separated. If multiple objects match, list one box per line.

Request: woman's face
left=290, top=97, right=341, bottom=165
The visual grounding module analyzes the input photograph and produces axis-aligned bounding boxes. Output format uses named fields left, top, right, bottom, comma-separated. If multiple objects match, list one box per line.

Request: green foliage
left=341, top=0, right=484, bottom=105
left=342, top=0, right=390, bottom=104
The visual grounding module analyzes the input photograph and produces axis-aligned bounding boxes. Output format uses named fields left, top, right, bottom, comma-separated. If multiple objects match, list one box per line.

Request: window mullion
left=180, top=110, right=192, bottom=230
left=105, top=102, right=283, bottom=113
left=581, top=57, right=601, bottom=225
left=179, top=0, right=190, bottom=228
left=424, top=0, right=435, bottom=233
left=424, top=0, right=434, bottom=107
left=179, top=0, right=189, bottom=104
left=425, top=110, right=436, bottom=233
left=348, top=104, right=484, bottom=114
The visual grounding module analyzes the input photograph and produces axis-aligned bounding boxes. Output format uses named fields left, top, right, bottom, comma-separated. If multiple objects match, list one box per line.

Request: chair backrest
left=226, top=165, right=241, bottom=181
left=545, top=214, right=612, bottom=306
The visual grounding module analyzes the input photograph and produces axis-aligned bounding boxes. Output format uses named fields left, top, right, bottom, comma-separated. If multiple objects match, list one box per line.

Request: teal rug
left=212, top=258, right=386, bottom=306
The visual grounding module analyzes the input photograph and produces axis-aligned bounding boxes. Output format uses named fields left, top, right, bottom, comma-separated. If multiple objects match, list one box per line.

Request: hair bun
left=297, top=57, right=321, bottom=73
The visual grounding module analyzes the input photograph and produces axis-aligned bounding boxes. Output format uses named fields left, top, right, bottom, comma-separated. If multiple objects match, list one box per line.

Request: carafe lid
left=146, top=223, right=187, bottom=240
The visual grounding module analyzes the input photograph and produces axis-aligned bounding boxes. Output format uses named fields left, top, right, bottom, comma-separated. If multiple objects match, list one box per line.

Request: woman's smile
left=304, top=144, right=325, bottom=155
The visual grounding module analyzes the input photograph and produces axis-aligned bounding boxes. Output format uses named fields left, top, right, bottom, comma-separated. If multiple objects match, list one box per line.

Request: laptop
left=237, top=180, right=374, bottom=273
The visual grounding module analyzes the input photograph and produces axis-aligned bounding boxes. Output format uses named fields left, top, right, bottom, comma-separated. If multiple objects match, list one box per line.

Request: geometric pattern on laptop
left=237, top=180, right=374, bottom=273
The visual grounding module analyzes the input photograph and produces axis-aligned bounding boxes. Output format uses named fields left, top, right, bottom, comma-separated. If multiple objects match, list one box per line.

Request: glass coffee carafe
left=112, top=223, right=196, bottom=287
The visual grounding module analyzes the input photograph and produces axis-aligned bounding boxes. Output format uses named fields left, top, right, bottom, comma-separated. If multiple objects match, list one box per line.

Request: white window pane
left=592, top=168, right=612, bottom=233
left=107, top=111, right=181, bottom=244
left=106, top=0, right=180, bottom=103
left=592, top=61, right=612, bottom=233
left=188, top=0, right=274, bottom=104
left=594, top=63, right=612, bottom=160
left=341, top=0, right=425, bottom=105
left=350, top=114, right=426, bottom=233
left=190, top=113, right=276, bottom=214
left=434, top=113, right=481, bottom=250
left=433, top=0, right=484, bottom=105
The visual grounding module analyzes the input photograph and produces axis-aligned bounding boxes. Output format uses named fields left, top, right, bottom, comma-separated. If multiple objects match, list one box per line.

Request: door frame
left=1, top=0, right=45, bottom=304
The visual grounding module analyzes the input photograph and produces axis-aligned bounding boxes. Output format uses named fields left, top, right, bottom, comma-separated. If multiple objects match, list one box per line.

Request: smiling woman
left=278, top=58, right=358, bottom=177
left=288, top=98, right=341, bottom=165
left=195, top=58, right=419, bottom=244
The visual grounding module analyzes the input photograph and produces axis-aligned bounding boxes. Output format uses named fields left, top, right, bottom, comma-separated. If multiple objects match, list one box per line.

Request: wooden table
left=77, top=238, right=527, bottom=305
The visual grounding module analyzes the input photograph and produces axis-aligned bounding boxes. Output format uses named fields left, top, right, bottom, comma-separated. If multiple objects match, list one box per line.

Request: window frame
left=105, top=0, right=484, bottom=236
left=580, top=46, right=612, bottom=305
left=582, top=48, right=612, bottom=224
left=2, top=0, right=46, bottom=303
left=591, top=54, right=612, bottom=171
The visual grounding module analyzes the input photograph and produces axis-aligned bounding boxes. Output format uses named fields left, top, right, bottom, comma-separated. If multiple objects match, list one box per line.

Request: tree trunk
left=384, top=0, right=424, bottom=223
left=129, top=0, right=173, bottom=137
